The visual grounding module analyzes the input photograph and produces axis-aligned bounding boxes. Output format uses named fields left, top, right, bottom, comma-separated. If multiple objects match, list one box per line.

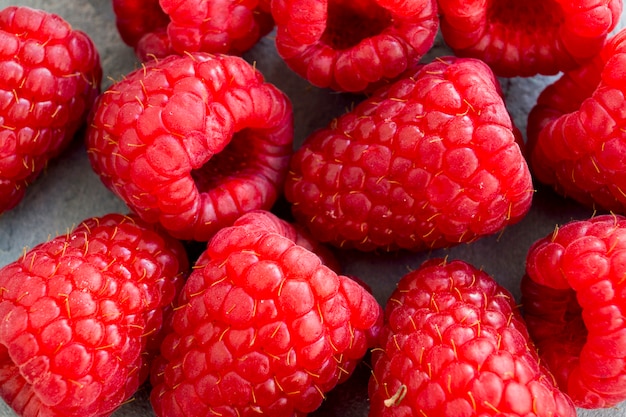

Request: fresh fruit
left=149, top=210, right=382, bottom=417
left=112, top=0, right=169, bottom=51
left=0, top=5, right=102, bottom=214
left=271, top=0, right=439, bottom=92
left=438, top=0, right=622, bottom=77
left=526, top=28, right=626, bottom=213
left=0, top=213, right=189, bottom=417
left=369, top=258, right=576, bottom=417
left=284, top=56, right=533, bottom=252
left=112, top=0, right=274, bottom=61
left=86, top=52, right=293, bottom=241
left=521, top=214, right=626, bottom=408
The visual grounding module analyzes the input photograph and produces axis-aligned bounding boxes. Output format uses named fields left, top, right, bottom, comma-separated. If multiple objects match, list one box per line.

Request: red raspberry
left=527, top=28, right=626, bottom=213
left=0, top=213, right=188, bottom=417
left=112, top=0, right=170, bottom=51
left=0, top=6, right=101, bottom=214
left=112, top=0, right=274, bottom=61
left=86, top=52, right=293, bottom=241
left=271, top=0, right=439, bottom=92
left=438, top=0, right=622, bottom=77
left=149, top=210, right=382, bottom=417
left=521, top=214, right=626, bottom=408
left=369, top=258, right=576, bottom=417
left=284, top=56, right=533, bottom=252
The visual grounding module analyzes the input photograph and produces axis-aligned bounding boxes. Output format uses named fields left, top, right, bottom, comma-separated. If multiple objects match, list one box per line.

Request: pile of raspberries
left=1, top=1, right=626, bottom=416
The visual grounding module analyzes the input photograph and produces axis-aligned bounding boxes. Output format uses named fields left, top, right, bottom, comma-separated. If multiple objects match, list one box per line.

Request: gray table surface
left=0, top=1, right=625, bottom=416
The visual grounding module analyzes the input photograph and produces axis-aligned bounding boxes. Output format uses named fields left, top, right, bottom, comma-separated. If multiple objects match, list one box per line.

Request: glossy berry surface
left=438, top=0, right=622, bottom=77
left=0, top=213, right=188, bottom=417
left=86, top=52, right=293, bottom=241
left=522, top=214, right=626, bottom=408
left=150, top=210, right=382, bottom=417
left=0, top=5, right=101, bottom=214
left=285, top=56, right=533, bottom=251
left=369, top=258, right=576, bottom=417
left=271, top=0, right=439, bottom=92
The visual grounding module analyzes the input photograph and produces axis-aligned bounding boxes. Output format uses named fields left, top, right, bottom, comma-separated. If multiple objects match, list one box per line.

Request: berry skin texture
left=112, top=0, right=274, bottom=61
left=86, top=52, right=293, bottom=241
left=271, top=0, right=439, bottom=92
left=0, top=6, right=102, bottom=214
left=527, top=28, right=626, bottom=213
left=149, top=210, right=382, bottom=417
left=369, top=258, right=576, bottom=417
left=438, top=0, right=622, bottom=77
left=521, top=214, right=626, bottom=408
left=284, top=56, right=533, bottom=252
left=0, top=213, right=189, bottom=417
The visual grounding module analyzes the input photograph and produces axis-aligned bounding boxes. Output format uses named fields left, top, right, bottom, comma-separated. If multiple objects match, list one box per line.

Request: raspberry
left=438, top=0, right=622, bottom=77
left=527, top=28, right=626, bottom=213
left=271, top=0, right=439, bottom=92
left=0, top=213, right=188, bottom=417
left=284, top=56, right=533, bottom=251
left=368, top=258, right=576, bottom=417
left=0, top=6, right=101, bottom=214
left=112, top=0, right=170, bottom=51
left=112, top=0, right=274, bottom=61
left=521, top=214, right=626, bottom=408
left=86, top=52, right=293, bottom=241
left=149, top=210, right=382, bottom=417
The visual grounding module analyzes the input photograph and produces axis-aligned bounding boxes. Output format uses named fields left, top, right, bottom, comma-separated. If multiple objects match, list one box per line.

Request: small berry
left=522, top=214, right=626, bottom=408
left=113, top=0, right=274, bottom=61
left=149, top=210, right=382, bottom=417
left=285, top=56, right=532, bottom=251
left=271, top=0, right=439, bottom=92
left=0, top=6, right=101, bottom=214
left=0, top=213, right=188, bottom=417
left=438, top=0, right=622, bottom=77
left=369, top=258, right=576, bottom=417
left=527, top=28, right=626, bottom=213
left=86, top=52, right=293, bottom=241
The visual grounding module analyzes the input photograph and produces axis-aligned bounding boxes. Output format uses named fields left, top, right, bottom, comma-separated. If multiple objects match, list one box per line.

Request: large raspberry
left=0, top=213, right=188, bottom=417
left=438, top=0, right=622, bottom=77
left=86, top=52, right=293, bottom=241
left=369, top=258, right=576, bottom=417
left=112, top=0, right=274, bottom=61
left=521, top=214, right=626, bottom=408
left=284, top=56, right=533, bottom=251
left=526, top=28, right=626, bottom=213
left=149, top=210, right=382, bottom=417
left=271, top=0, right=439, bottom=92
left=0, top=6, right=101, bottom=214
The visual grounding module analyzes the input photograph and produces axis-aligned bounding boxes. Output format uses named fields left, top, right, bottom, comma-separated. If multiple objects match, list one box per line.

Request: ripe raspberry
left=112, top=0, right=274, bottom=61
left=149, top=210, right=382, bottom=417
left=112, top=0, right=170, bottom=52
left=369, top=258, right=576, bottom=417
left=284, top=56, right=533, bottom=252
left=527, top=28, right=626, bottom=213
left=0, top=6, right=102, bottom=214
left=271, top=0, right=439, bottom=92
left=521, top=214, right=626, bottom=408
left=438, top=0, right=622, bottom=77
left=86, top=52, right=293, bottom=241
left=0, top=213, right=188, bottom=417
